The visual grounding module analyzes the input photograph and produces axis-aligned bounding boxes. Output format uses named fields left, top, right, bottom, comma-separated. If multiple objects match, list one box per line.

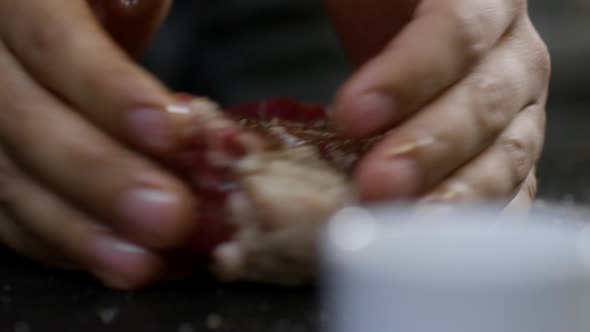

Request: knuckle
left=469, top=74, right=511, bottom=134
left=446, top=9, right=486, bottom=62
left=519, top=20, right=552, bottom=82
left=500, top=134, right=533, bottom=182
left=461, top=33, right=486, bottom=64
left=440, top=0, right=507, bottom=64
left=508, top=105, right=545, bottom=160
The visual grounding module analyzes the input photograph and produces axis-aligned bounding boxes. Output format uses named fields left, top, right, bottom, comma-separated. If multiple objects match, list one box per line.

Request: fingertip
left=355, top=157, right=421, bottom=202
left=90, top=235, right=166, bottom=290
left=118, top=175, right=198, bottom=250
left=127, top=106, right=176, bottom=153
left=159, top=183, right=199, bottom=247
left=125, top=100, right=198, bottom=156
left=331, top=91, right=398, bottom=139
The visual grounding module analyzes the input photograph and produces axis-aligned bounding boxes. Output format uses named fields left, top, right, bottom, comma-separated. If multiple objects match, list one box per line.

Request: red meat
left=167, top=96, right=377, bottom=285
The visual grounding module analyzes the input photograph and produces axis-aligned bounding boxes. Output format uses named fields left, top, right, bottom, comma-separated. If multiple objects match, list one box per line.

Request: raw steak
left=167, top=96, right=378, bottom=285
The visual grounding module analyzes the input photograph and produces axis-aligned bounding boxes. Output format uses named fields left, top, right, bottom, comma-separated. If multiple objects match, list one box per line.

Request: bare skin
left=326, top=0, right=548, bottom=209
left=0, top=0, right=549, bottom=289
left=0, top=0, right=194, bottom=289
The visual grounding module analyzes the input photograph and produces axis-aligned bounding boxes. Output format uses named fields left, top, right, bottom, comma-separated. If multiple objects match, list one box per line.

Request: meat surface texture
left=166, top=96, right=377, bottom=285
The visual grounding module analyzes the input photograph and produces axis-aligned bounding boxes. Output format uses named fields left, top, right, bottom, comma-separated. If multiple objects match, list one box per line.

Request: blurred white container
left=320, top=205, right=590, bottom=332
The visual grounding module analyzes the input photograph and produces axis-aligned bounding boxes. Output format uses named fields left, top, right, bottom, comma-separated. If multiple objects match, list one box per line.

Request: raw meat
left=167, top=96, right=378, bottom=285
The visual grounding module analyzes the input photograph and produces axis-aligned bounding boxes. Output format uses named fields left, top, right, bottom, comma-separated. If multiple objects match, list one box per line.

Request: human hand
left=0, top=0, right=197, bottom=289
left=326, top=0, right=549, bottom=210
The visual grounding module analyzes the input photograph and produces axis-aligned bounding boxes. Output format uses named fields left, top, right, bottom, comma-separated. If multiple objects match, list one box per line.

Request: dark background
left=142, top=0, right=351, bottom=105
left=2, top=1, right=590, bottom=331
left=526, top=1, right=590, bottom=202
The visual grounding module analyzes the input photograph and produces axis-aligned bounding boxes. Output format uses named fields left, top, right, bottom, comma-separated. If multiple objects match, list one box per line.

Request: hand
left=0, top=0, right=196, bottom=289
left=326, top=0, right=549, bottom=210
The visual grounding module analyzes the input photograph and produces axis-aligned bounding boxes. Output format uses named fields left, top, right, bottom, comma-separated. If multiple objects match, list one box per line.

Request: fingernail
left=386, top=137, right=435, bottom=158
left=436, top=188, right=460, bottom=201
left=109, top=239, right=147, bottom=254
left=120, top=187, right=179, bottom=232
left=92, top=237, right=150, bottom=289
left=422, top=189, right=460, bottom=203
left=422, top=183, right=470, bottom=203
left=212, top=242, right=245, bottom=282
left=337, top=93, right=396, bottom=136
left=358, top=158, right=421, bottom=201
left=128, top=107, right=173, bottom=150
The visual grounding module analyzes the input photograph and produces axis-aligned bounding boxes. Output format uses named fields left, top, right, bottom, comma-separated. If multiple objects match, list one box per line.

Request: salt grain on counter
left=97, top=306, right=120, bottom=324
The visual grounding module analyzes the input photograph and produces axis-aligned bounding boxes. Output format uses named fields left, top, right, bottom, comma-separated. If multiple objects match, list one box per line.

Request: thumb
left=87, top=0, right=172, bottom=57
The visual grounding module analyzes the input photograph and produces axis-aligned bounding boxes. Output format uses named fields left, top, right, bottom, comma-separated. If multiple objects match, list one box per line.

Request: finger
left=0, top=147, right=166, bottom=289
left=331, top=0, right=525, bottom=138
left=503, top=170, right=537, bottom=214
left=421, top=103, right=545, bottom=204
left=88, top=0, right=172, bottom=56
left=0, top=0, right=187, bottom=156
left=354, top=29, right=550, bottom=201
left=0, top=209, right=73, bottom=269
left=0, top=42, right=196, bottom=249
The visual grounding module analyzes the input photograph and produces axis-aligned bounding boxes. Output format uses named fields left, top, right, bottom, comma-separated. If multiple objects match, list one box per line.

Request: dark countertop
left=0, top=251, right=320, bottom=332
left=1, top=104, right=589, bottom=332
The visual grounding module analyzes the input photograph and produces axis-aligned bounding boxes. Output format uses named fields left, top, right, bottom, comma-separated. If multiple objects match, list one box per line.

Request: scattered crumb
left=178, top=322, right=194, bottom=332
left=3, top=284, right=11, bottom=292
left=206, top=314, right=223, bottom=330
left=97, top=306, right=120, bottom=324
left=1, top=295, right=11, bottom=304
left=14, top=322, right=30, bottom=332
